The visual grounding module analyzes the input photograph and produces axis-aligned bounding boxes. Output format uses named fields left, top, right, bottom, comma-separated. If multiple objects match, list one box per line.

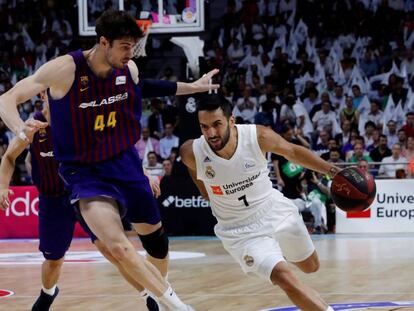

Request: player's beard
left=208, top=124, right=231, bottom=151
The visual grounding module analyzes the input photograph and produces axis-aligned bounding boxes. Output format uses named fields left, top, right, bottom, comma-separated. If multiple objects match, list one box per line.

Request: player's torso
left=30, top=112, right=65, bottom=196
left=193, top=124, right=278, bottom=223
left=48, top=50, right=141, bottom=163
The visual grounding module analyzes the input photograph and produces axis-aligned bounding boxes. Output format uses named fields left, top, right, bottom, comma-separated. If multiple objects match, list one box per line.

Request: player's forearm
left=287, top=145, right=340, bottom=177
left=0, top=156, right=17, bottom=189
left=0, top=94, right=26, bottom=135
left=176, top=82, right=196, bottom=95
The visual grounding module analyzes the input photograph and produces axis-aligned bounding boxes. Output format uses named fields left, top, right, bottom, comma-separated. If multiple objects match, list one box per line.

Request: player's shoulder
left=179, top=139, right=196, bottom=166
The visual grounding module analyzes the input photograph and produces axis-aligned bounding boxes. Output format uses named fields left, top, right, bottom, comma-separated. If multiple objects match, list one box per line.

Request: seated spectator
left=135, top=127, right=160, bottom=166
left=335, top=119, right=352, bottom=147
left=403, top=136, right=414, bottom=160
left=144, top=151, right=164, bottom=181
left=347, top=142, right=373, bottom=163
left=378, top=143, right=408, bottom=178
left=366, top=129, right=380, bottom=152
left=312, top=101, right=339, bottom=138
left=254, top=100, right=275, bottom=128
left=369, top=134, right=392, bottom=162
left=365, top=101, right=383, bottom=129
left=327, top=147, right=345, bottom=164
left=302, top=87, right=320, bottom=115
left=351, top=85, right=365, bottom=109
left=162, top=159, right=173, bottom=177
left=358, top=159, right=370, bottom=172
left=331, top=85, right=346, bottom=114
left=159, top=122, right=179, bottom=160
left=233, top=87, right=257, bottom=123
left=400, top=112, right=414, bottom=138
left=362, top=121, right=377, bottom=147
left=314, top=130, right=331, bottom=156
left=398, top=129, right=407, bottom=152
left=385, top=120, right=399, bottom=148
left=340, top=96, right=359, bottom=129
left=321, top=138, right=339, bottom=161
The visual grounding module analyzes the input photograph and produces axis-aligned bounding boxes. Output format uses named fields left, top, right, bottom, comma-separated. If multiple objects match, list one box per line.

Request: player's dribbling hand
left=150, top=180, right=161, bottom=198
left=193, top=69, right=220, bottom=93
left=0, top=188, right=14, bottom=211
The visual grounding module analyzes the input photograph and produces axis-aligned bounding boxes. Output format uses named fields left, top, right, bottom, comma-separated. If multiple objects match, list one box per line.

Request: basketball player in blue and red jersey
left=0, top=92, right=164, bottom=311
left=0, top=9, right=219, bottom=310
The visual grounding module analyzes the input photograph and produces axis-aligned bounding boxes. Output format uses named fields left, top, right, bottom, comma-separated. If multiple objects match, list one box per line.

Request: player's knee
left=45, top=258, right=64, bottom=269
left=108, top=242, right=133, bottom=262
left=95, top=240, right=117, bottom=264
left=302, top=259, right=319, bottom=273
left=138, top=226, right=169, bottom=259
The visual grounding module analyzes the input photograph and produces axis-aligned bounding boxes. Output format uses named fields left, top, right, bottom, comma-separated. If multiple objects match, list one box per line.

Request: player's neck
left=84, top=46, right=113, bottom=78
left=215, top=127, right=238, bottom=160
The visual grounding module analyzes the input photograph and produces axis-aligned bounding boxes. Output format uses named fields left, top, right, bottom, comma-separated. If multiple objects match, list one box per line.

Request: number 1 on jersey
left=94, top=111, right=117, bottom=131
left=238, top=194, right=249, bottom=207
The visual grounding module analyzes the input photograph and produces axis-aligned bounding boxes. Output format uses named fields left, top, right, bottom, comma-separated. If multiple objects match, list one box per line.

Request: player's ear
left=229, top=115, right=235, bottom=127
left=100, top=36, right=109, bottom=48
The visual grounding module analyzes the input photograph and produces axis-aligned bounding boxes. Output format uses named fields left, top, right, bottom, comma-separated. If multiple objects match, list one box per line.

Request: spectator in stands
left=358, top=159, right=370, bottom=172
left=162, top=159, right=173, bottom=177
left=362, top=121, right=377, bottom=147
left=348, top=142, right=373, bottom=163
left=312, top=100, right=339, bottom=139
left=360, top=49, right=379, bottom=77
left=233, top=86, right=257, bottom=123
left=144, top=151, right=164, bottom=181
left=386, top=120, right=399, bottom=148
left=303, top=87, right=320, bottom=115
left=227, top=38, right=245, bottom=63
left=378, top=143, right=408, bottom=178
left=367, top=129, right=381, bottom=152
left=327, top=145, right=344, bottom=163
left=331, top=85, right=345, bottom=114
left=321, top=138, right=339, bottom=161
left=159, top=122, right=179, bottom=160
left=335, top=119, right=352, bottom=147
left=400, top=112, right=414, bottom=138
left=340, top=96, right=359, bottom=129
left=254, top=100, right=275, bottom=129
left=370, top=134, right=392, bottom=163
left=135, top=127, right=160, bottom=166
left=351, top=85, right=365, bottom=109
left=148, top=99, right=166, bottom=139
left=403, top=136, right=414, bottom=160
left=314, top=129, right=331, bottom=156
left=365, top=101, right=384, bottom=129
left=398, top=129, right=407, bottom=152
left=271, top=124, right=308, bottom=199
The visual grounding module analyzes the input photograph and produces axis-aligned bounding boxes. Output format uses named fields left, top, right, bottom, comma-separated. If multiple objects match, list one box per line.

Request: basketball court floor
left=1, top=234, right=414, bottom=311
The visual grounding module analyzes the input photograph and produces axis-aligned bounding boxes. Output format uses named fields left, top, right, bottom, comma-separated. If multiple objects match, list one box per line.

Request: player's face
left=198, top=109, right=234, bottom=151
left=103, top=37, right=136, bottom=69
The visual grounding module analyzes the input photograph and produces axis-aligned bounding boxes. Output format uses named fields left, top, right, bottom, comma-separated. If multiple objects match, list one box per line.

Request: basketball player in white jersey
left=180, top=94, right=339, bottom=311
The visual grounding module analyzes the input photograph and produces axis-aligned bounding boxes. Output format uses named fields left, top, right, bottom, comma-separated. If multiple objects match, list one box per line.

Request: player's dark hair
left=196, top=94, right=233, bottom=119
left=95, top=10, right=143, bottom=44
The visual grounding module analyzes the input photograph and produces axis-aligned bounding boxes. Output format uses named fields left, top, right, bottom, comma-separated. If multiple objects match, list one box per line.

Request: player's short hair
left=95, top=10, right=143, bottom=44
left=196, top=94, right=233, bottom=119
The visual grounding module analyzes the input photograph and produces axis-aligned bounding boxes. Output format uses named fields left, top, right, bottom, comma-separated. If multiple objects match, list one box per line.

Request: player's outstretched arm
left=179, top=140, right=209, bottom=200
left=176, top=69, right=220, bottom=95
left=0, top=55, right=74, bottom=135
left=0, top=136, right=30, bottom=210
left=256, top=125, right=341, bottom=178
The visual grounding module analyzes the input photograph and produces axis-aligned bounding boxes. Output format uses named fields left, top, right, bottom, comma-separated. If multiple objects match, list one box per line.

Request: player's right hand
left=21, top=118, right=48, bottom=142
left=0, top=188, right=14, bottom=211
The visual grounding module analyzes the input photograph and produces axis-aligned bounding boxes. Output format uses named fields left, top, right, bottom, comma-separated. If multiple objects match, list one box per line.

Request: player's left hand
left=150, top=179, right=161, bottom=198
left=0, top=188, right=14, bottom=211
left=192, top=69, right=220, bottom=93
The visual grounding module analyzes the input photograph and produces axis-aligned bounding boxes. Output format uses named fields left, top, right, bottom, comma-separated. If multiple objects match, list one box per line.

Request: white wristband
left=18, top=131, right=29, bottom=142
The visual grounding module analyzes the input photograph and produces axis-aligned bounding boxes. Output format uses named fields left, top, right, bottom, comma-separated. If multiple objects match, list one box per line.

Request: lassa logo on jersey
left=79, top=92, right=128, bottom=108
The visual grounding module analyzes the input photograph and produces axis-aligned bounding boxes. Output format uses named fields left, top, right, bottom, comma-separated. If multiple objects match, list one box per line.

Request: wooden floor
left=1, top=234, right=414, bottom=311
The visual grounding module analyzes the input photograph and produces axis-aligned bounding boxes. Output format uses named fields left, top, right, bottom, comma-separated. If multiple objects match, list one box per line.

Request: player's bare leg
left=32, top=258, right=63, bottom=311
left=80, top=197, right=192, bottom=310
left=270, top=260, right=331, bottom=311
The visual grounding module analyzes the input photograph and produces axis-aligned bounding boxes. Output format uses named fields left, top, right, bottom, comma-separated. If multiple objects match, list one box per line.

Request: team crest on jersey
left=38, top=128, right=47, bottom=138
left=243, top=255, right=254, bottom=267
left=205, top=165, right=215, bottom=179
left=80, top=76, right=89, bottom=91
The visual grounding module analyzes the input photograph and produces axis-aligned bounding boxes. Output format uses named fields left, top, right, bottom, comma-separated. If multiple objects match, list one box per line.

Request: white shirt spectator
left=387, top=134, right=399, bottom=149
left=227, top=40, right=245, bottom=61
left=293, top=101, right=313, bottom=138
left=366, top=110, right=384, bottom=127
left=160, top=134, right=179, bottom=159
left=378, top=155, right=408, bottom=178
left=312, top=110, right=338, bottom=134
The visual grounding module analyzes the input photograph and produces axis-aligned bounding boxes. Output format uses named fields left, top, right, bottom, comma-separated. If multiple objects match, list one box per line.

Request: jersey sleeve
left=139, top=79, right=177, bottom=98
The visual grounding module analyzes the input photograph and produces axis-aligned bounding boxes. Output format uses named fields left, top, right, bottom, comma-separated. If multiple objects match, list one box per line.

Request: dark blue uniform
left=48, top=50, right=177, bottom=224
left=30, top=111, right=77, bottom=260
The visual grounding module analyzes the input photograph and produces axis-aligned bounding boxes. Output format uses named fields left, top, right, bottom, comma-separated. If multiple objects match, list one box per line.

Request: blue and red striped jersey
left=30, top=111, right=65, bottom=196
left=48, top=49, right=176, bottom=163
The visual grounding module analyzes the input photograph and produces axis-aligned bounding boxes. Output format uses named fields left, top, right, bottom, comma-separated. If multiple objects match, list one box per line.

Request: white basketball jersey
left=193, top=124, right=282, bottom=224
